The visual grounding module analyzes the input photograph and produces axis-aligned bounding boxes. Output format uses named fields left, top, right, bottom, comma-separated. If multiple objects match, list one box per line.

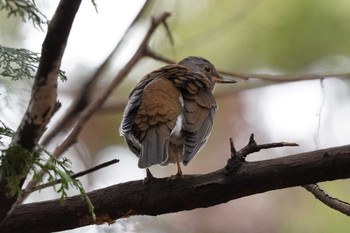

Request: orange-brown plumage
left=120, top=56, right=236, bottom=176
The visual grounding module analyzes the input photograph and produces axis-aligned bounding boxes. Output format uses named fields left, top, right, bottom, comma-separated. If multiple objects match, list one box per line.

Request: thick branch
left=2, top=144, right=350, bottom=233
left=12, top=0, right=81, bottom=150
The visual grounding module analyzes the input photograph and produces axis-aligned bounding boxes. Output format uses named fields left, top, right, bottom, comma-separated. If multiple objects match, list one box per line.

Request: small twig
left=145, top=49, right=176, bottom=64
left=303, top=184, right=350, bottom=216
left=143, top=52, right=350, bottom=83
left=314, top=79, right=326, bottom=148
left=229, top=135, right=350, bottom=218
left=226, top=134, right=298, bottom=172
left=26, top=159, right=119, bottom=193
left=219, top=70, right=350, bottom=82
left=229, top=138, right=237, bottom=158
left=161, top=18, right=174, bottom=45
left=235, top=133, right=299, bottom=160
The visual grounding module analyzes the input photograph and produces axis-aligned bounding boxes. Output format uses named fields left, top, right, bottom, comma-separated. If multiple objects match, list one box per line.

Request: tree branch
left=2, top=143, right=350, bottom=233
left=219, top=70, right=350, bottom=82
left=144, top=52, right=350, bottom=84
left=229, top=133, right=298, bottom=161
left=303, top=184, right=350, bottom=216
left=0, top=0, right=82, bottom=221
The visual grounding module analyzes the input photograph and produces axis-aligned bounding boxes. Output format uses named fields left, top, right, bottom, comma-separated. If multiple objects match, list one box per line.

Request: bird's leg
left=166, top=141, right=184, bottom=180
left=175, top=154, right=183, bottom=177
left=168, top=153, right=184, bottom=181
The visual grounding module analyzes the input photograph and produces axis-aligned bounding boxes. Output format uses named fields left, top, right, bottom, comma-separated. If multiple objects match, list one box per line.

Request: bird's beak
left=214, top=75, right=237, bottom=84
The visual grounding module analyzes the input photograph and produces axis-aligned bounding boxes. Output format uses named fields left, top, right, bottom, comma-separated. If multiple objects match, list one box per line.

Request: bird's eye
left=204, top=66, right=211, bottom=73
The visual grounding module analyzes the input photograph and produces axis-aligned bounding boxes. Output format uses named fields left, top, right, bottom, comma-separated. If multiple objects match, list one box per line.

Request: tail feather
left=138, top=125, right=171, bottom=168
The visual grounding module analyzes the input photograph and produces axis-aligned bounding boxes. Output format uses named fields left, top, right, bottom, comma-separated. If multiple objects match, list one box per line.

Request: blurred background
left=2, top=0, right=350, bottom=232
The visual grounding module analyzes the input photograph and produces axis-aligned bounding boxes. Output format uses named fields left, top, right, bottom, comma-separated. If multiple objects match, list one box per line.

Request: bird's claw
left=167, top=171, right=184, bottom=181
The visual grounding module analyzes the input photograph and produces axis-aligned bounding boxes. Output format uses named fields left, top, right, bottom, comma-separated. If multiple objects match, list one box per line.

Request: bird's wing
left=119, top=74, right=155, bottom=156
left=120, top=78, right=149, bottom=136
left=182, top=90, right=217, bottom=165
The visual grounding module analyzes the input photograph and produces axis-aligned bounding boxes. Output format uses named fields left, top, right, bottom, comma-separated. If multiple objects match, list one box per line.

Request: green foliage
left=0, top=0, right=47, bottom=29
left=0, top=45, right=67, bottom=81
left=1, top=143, right=38, bottom=197
left=0, top=122, right=95, bottom=220
left=0, top=120, right=14, bottom=145
left=0, top=45, right=39, bottom=81
left=37, top=149, right=95, bottom=220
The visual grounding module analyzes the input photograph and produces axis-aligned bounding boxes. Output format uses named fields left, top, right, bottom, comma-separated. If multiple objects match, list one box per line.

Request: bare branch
left=141, top=53, right=350, bottom=84
left=303, top=184, right=350, bottom=216
left=145, top=49, right=176, bottom=64
left=219, top=70, right=350, bottom=82
left=230, top=133, right=299, bottom=161
left=2, top=143, right=350, bottom=233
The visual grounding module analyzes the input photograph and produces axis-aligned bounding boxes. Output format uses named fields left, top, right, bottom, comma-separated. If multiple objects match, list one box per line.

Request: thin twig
left=229, top=138, right=237, bottom=157
left=27, top=159, right=119, bottom=193
left=145, top=49, right=176, bottom=64
left=226, top=134, right=299, bottom=172
left=303, top=184, right=350, bottom=216
left=314, top=79, right=326, bottom=148
left=144, top=53, right=350, bottom=83
left=219, top=70, right=350, bottom=82
left=229, top=135, right=350, bottom=218
left=234, top=133, right=299, bottom=160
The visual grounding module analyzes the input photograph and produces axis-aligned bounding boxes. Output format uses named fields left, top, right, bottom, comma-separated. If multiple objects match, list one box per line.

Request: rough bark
left=1, top=144, right=350, bottom=233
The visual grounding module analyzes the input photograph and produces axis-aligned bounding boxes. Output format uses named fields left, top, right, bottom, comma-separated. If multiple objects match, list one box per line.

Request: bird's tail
left=138, top=125, right=170, bottom=168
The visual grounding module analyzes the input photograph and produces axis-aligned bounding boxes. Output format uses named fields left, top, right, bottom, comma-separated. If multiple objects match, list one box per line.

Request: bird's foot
left=167, top=171, right=184, bottom=181
left=167, top=160, right=184, bottom=181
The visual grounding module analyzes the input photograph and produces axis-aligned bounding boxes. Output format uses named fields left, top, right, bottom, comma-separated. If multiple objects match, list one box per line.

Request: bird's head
left=178, top=56, right=236, bottom=90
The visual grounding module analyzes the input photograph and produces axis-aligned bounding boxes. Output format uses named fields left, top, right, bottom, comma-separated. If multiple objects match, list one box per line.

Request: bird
left=119, top=56, right=236, bottom=177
